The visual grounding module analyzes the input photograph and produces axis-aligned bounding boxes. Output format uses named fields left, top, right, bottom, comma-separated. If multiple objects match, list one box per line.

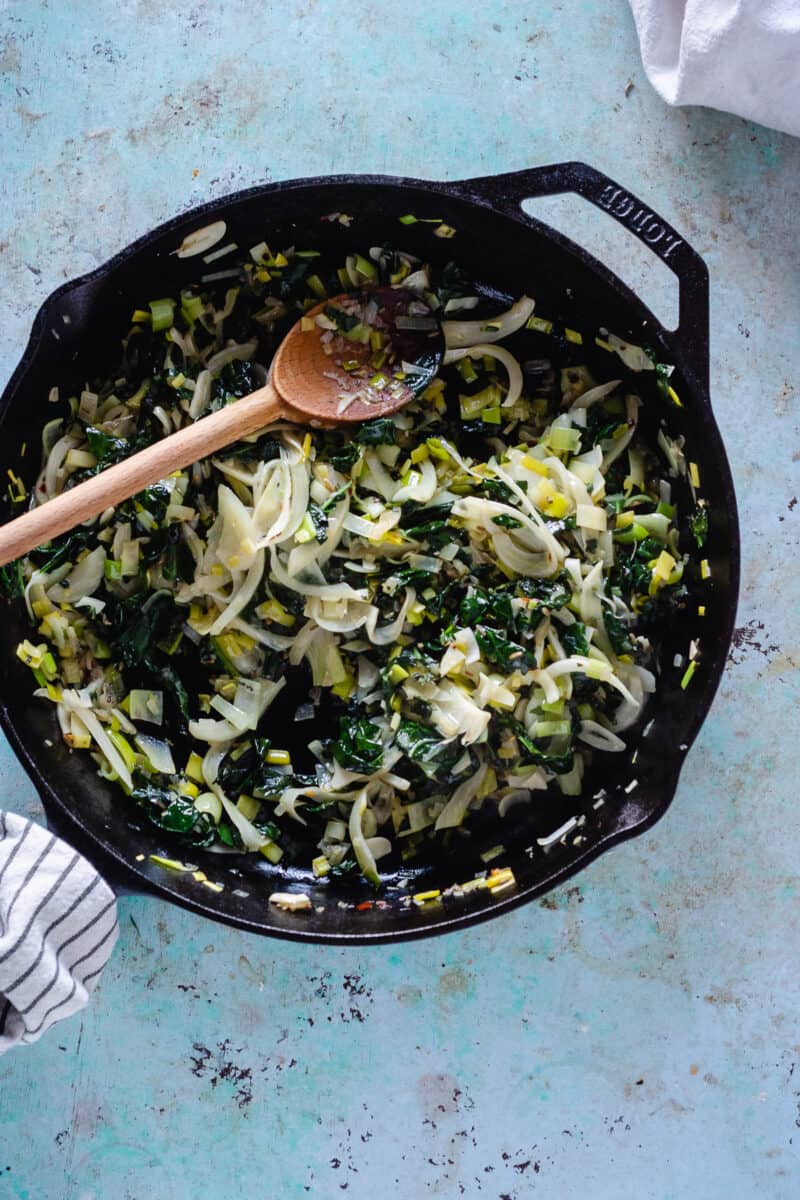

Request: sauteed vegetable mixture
left=6, top=233, right=700, bottom=886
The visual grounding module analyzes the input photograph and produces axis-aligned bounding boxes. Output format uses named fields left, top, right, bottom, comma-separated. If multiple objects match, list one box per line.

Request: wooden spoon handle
left=0, top=382, right=287, bottom=567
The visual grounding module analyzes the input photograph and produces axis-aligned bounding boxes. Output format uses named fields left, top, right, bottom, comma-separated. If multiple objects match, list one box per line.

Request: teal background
left=1, top=2, right=799, bottom=1196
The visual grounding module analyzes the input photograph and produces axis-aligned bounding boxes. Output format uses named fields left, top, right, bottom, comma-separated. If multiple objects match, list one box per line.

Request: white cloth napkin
left=0, top=810, right=118, bottom=1052
left=628, top=0, right=800, bottom=137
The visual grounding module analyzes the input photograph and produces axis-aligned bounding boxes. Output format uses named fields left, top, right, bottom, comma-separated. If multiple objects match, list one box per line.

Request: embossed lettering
left=630, top=207, right=654, bottom=233
left=661, top=234, right=683, bottom=260
left=643, top=221, right=665, bottom=244
left=595, top=184, right=683, bottom=260
left=615, top=197, right=636, bottom=219
left=598, top=184, right=621, bottom=210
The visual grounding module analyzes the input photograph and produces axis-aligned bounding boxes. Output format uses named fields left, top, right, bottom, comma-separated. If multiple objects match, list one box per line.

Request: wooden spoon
left=0, top=288, right=442, bottom=566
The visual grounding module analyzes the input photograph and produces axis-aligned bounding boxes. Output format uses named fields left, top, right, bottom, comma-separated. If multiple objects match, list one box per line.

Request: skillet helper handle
left=0, top=382, right=285, bottom=567
left=453, top=161, right=710, bottom=397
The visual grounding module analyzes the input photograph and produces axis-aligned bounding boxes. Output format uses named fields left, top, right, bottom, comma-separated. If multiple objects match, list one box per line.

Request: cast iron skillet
left=0, top=162, right=739, bottom=942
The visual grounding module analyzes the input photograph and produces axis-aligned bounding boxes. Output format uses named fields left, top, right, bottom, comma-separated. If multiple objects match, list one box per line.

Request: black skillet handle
left=449, top=161, right=710, bottom=397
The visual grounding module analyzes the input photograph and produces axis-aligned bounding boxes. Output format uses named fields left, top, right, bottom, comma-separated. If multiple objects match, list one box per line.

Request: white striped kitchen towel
left=0, top=810, right=118, bottom=1052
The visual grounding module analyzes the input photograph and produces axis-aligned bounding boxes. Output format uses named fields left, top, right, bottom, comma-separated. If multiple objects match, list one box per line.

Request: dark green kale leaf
left=307, top=502, right=328, bottom=544
left=28, top=528, right=95, bottom=574
left=560, top=621, right=589, bottom=657
left=328, top=442, right=360, bottom=473
left=142, top=657, right=190, bottom=731
left=86, top=426, right=152, bottom=468
left=399, top=502, right=453, bottom=530
left=138, top=523, right=194, bottom=583
left=333, top=716, right=384, bottom=774
left=212, top=359, right=255, bottom=410
left=603, top=611, right=634, bottom=657
left=328, top=856, right=359, bottom=878
left=216, top=738, right=316, bottom=802
left=395, top=719, right=460, bottom=778
left=279, top=260, right=311, bottom=297
left=112, top=590, right=175, bottom=668
left=385, top=565, right=438, bottom=590
left=458, top=587, right=514, bottom=631
left=132, top=786, right=216, bottom=848
left=217, top=741, right=268, bottom=797
left=422, top=579, right=463, bottom=622
left=638, top=536, right=665, bottom=560
left=354, top=418, right=396, bottom=445
left=614, top=534, right=670, bottom=600
left=497, top=716, right=574, bottom=774
left=399, top=500, right=454, bottom=549
left=225, top=433, right=283, bottom=462
left=516, top=575, right=572, bottom=609
left=479, top=477, right=526, bottom=503
left=614, top=551, right=652, bottom=597
left=475, top=626, right=533, bottom=672
left=323, top=304, right=360, bottom=333
left=434, top=260, right=473, bottom=306
left=404, top=519, right=451, bottom=547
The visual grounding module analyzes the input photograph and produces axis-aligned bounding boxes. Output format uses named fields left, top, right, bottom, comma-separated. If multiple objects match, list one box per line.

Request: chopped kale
left=211, top=359, right=255, bottom=409
left=132, top=786, right=216, bottom=848
left=475, top=625, right=533, bottom=672
left=385, top=564, right=438, bottom=590
left=86, top=426, right=151, bottom=467
left=353, top=418, right=396, bottom=445
left=399, top=501, right=453, bottom=531
left=217, top=739, right=315, bottom=801
left=614, top=551, right=653, bottom=598
left=28, top=528, right=95, bottom=574
left=323, top=304, right=360, bottom=333
left=112, top=590, right=175, bottom=668
left=560, top=621, right=589, bottom=657
left=395, top=719, right=460, bottom=778
left=307, top=502, right=328, bottom=544
left=479, top=477, right=525, bottom=504
left=333, top=716, right=384, bottom=774
left=496, top=716, right=574, bottom=774
left=328, top=442, right=360, bottom=473
left=142, top=657, right=190, bottom=731
left=434, top=261, right=473, bottom=305
left=225, top=433, right=283, bottom=462
left=458, top=587, right=513, bottom=631
left=279, top=260, right=311, bottom=297
left=604, top=611, right=634, bottom=657
left=492, top=513, right=524, bottom=529
left=516, top=575, right=572, bottom=610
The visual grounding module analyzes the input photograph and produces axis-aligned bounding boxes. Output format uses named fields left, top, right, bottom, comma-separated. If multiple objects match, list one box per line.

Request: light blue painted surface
left=0, top=2, right=798, bottom=1196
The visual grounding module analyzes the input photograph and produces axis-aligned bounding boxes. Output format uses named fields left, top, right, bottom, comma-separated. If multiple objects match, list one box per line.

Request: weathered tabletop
left=1, top=2, right=798, bottom=1197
